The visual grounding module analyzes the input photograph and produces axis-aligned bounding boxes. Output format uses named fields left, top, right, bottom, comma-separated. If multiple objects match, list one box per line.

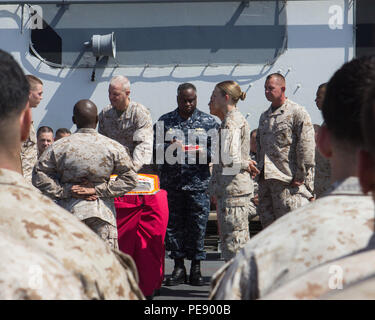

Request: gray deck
left=153, top=216, right=262, bottom=300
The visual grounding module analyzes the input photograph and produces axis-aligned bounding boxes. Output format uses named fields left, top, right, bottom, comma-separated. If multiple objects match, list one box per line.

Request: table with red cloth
left=114, top=190, right=169, bottom=297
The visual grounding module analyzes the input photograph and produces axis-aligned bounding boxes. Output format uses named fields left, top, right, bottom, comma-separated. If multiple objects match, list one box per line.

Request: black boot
left=165, top=258, right=187, bottom=286
left=189, top=260, right=204, bottom=286
left=145, top=293, right=154, bottom=300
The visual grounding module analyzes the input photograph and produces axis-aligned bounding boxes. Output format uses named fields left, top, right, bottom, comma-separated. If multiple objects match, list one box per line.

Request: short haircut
left=55, top=128, right=71, bottom=137
left=0, top=50, right=30, bottom=120
left=37, top=126, right=53, bottom=138
left=25, top=74, right=43, bottom=91
left=322, top=56, right=375, bottom=147
left=362, top=86, right=375, bottom=155
left=73, top=99, right=98, bottom=128
left=177, top=83, right=196, bottom=95
left=110, top=75, right=130, bottom=91
left=266, top=73, right=286, bottom=85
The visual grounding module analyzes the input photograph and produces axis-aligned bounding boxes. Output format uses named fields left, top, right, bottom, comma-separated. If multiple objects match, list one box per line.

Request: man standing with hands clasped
left=256, top=73, right=315, bottom=228
left=33, top=99, right=138, bottom=250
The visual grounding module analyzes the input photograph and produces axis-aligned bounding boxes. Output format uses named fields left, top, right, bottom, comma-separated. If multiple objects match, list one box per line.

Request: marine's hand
left=248, top=160, right=260, bottom=178
left=291, top=179, right=304, bottom=187
left=252, top=194, right=259, bottom=206
left=71, top=185, right=98, bottom=201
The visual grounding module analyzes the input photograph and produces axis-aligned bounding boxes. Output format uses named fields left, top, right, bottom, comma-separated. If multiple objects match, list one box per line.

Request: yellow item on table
left=110, top=173, right=160, bottom=195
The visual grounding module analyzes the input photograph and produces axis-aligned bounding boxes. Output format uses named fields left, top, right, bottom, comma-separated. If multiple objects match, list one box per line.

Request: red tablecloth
left=114, top=190, right=169, bottom=297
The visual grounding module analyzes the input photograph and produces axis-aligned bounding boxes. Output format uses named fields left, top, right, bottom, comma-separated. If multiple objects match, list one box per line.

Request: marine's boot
left=165, top=258, right=187, bottom=286
left=189, top=260, right=204, bottom=286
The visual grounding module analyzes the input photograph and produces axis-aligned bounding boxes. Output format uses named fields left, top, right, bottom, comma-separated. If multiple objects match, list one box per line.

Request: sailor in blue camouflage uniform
left=154, top=83, right=219, bottom=286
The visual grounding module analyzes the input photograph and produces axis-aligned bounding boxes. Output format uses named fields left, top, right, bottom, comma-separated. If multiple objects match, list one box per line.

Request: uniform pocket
left=273, top=124, right=292, bottom=148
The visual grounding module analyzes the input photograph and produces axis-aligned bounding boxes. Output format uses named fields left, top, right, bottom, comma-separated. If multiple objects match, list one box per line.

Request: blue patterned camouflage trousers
left=165, top=189, right=210, bottom=261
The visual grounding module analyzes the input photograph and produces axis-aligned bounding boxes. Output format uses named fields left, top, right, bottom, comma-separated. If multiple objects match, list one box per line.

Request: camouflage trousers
left=248, top=198, right=258, bottom=224
left=258, top=177, right=310, bottom=228
left=83, top=217, right=119, bottom=250
left=165, top=189, right=210, bottom=261
left=216, top=195, right=251, bottom=262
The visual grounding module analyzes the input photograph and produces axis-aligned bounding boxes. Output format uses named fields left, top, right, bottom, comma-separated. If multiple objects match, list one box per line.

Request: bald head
left=73, top=99, right=98, bottom=129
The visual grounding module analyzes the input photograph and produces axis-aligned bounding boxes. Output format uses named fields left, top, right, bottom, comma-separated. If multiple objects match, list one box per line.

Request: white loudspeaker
left=85, top=32, right=116, bottom=58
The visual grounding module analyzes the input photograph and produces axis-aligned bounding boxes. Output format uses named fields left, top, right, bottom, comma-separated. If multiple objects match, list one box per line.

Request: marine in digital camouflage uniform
left=155, top=83, right=219, bottom=286
left=209, top=56, right=375, bottom=300
left=33, top=100, right=138, bottom=250
left=20, top=75, right=43, bottom=183
left=208, top=81, right=255, bottom=262
left=0, top=50, right=143, bottom=300
left=315, top=78, right=375, bottom=302
left=98, top=76, right=153, bottom=173
left=257, top=73, right=315, bottom=228
left=329, top=69, right=375, bottom=301
left=0, top=168, right=143, bottom=300
left=209, top=177, right=375, bottom=299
